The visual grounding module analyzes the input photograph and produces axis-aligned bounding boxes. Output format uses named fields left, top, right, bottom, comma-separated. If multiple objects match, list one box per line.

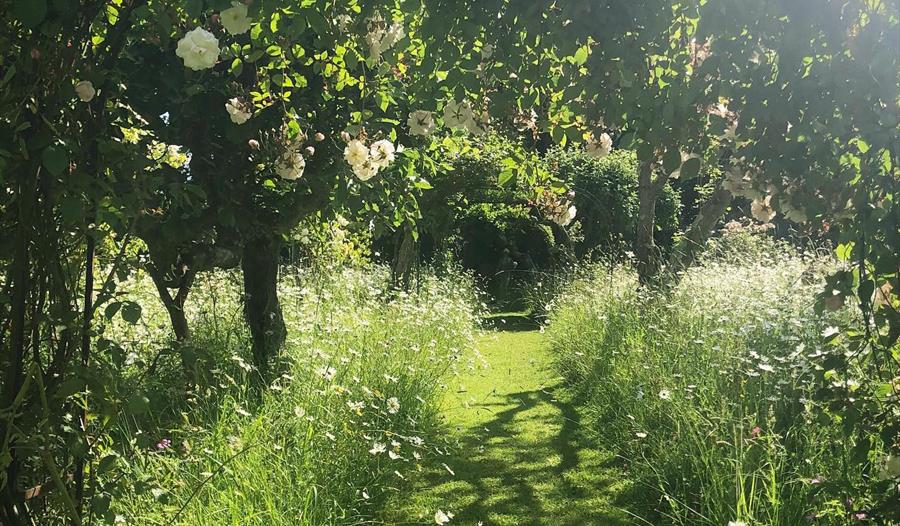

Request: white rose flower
left=369, top=139, right=395, bottom=169
left=344, top=139, right=369, bottom=167
left=74, top=80, right=96, bottom=102
left=553, top=205, right=577, bottom=227
left=751, top=195, right=776, bottom=223
left=586, top=132, right=612, bottom=159
left=175, top=27, right=220, bottom=71
left=443, top=100, right=475, bottom=130
left=408, top=110, right=436, bottom=136
left=220, top=3, right=252, bottom=35
left=225, top=98, right=251, bottom=125
left=353, top=159, right=379, bottom=181
left=275, top=151, right=305, bottom=180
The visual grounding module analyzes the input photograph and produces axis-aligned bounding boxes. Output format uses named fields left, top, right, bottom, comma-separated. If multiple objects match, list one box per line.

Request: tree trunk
left=667, top=186, right=732, bottom=276
left=149, top=265, right=196, bottom=378
left=634, top=160, right=665, bottom=284
left=242, top=235, right=286, bottom=380
left=391, top=226, right=417, bottom=291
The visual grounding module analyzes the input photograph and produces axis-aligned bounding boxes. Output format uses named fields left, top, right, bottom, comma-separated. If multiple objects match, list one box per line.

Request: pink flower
left=156, top=438, right=172, bottom=451
left=750, top=426, right=762, bottom=438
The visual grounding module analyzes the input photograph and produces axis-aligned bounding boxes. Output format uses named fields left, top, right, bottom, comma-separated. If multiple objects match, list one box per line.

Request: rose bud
left=314, top=132, right=325, bottom=142
left=248, top=139, right=260, bottom=149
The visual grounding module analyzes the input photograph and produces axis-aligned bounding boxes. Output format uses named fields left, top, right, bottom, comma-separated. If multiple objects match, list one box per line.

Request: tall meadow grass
left=548, top=237, right=870, bottom=525
left=103, top=265, right=477, bottom=525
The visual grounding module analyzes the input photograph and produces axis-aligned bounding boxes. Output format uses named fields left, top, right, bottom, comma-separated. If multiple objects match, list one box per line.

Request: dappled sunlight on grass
left=386, top=330, right=630, bottom=525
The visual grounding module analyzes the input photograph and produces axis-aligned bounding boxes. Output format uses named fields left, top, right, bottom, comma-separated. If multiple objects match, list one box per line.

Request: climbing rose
left=74, top=80, right=95, bottom=102
left=585, top=132, right=612, bottom=159
left=751, top=195, right=776, bottom=223
left=443, top=100, right=475, bottom=130
left=353, top=159, right=379, bottom=181
left=408, top=110, right=435, bottom=136
left=369, top=139, right=396, bottom=169
left=275, top=151, right=305, bottom=181
left=175, top=27, right=219, bottom=70
left=220, top=3, right=252, bottom=35
left=553, top=205, right=577, bottom=227
left=225, top=98, right=251, bottom=125
left=344, top=139, right=368, bottom=168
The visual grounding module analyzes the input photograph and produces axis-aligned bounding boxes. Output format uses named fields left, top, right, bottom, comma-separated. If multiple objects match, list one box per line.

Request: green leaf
left=13, top=0, right=47, bottom=29
left=126, top=393, right=150, bottom=414
left=121, top=301, right=142, bottom=324
left=663, top=148, right=682, bottom=174
left=680, top=157, right=701, bottom=180
left=41, top=145, right=69, bottom=177
left=572, top=44, right=589, bottom=66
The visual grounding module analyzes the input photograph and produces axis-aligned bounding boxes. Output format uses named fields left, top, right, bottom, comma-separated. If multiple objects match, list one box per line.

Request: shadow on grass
left=481, top=312, right=542, bottom=332
left=391, top=384, right=630, bottom=526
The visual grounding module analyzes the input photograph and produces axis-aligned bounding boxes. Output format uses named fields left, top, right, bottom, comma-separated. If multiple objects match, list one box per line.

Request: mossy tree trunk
left=242, top=235, right=287, bottom=380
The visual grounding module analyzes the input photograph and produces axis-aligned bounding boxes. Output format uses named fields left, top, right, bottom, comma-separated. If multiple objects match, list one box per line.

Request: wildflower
left=344, top=139, right=369, bottom=167
left=727, top=522, right=748, bottom=526
left=434, top=509, right=454, bottom=524
left=225, top=98, right=251, bottom=124
left=658, top=389, right=672, bottom=400
left=275, top=151, right=305, bottom=180
left=316, top=366, right=337, bottom=381
left=750, top=195, right=776, bottom=223
left=369, top=442, right=387, bottom=455
left=369, top=139, right=396, bottom=169
left=74, top=80, right=95, bottom=102
left=408, top=110, right=436, bottom=136
left=347, top=400, right=365, bottom=414
left=586, top=132, right=612, bottom=159
left=156, top=438, right=172, bottom=451
left=386, top=397, right=400, bottom=414
left=175, top=27, right=219, bottom=71
left=220, top=3, right=252, bottom=35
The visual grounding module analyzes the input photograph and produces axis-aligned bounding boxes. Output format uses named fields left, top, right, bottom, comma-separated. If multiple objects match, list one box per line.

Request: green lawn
left=386, top=323, right=631, bottom=525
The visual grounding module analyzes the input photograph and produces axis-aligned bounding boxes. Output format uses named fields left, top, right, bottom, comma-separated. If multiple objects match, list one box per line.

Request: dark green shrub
left=548, top=148, right=680, bottom=258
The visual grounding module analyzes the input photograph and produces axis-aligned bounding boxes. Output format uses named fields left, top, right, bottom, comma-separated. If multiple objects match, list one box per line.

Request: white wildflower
left=386, top=397, right=400, bottom=414
left=434, top=509, right=454, bottom=524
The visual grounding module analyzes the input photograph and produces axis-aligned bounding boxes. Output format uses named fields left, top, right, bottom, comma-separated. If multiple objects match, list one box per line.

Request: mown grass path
left=387, top=323, right=630, bottom=525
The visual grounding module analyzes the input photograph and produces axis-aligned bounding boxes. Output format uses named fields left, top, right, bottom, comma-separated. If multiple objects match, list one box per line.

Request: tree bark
left=242, top=235, right=287, bottom=380
left=634, top=160, right=667, bottom=284
left=391, top=226, right=417, bottom=291
left=667, top=186, right=732, bottom=276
